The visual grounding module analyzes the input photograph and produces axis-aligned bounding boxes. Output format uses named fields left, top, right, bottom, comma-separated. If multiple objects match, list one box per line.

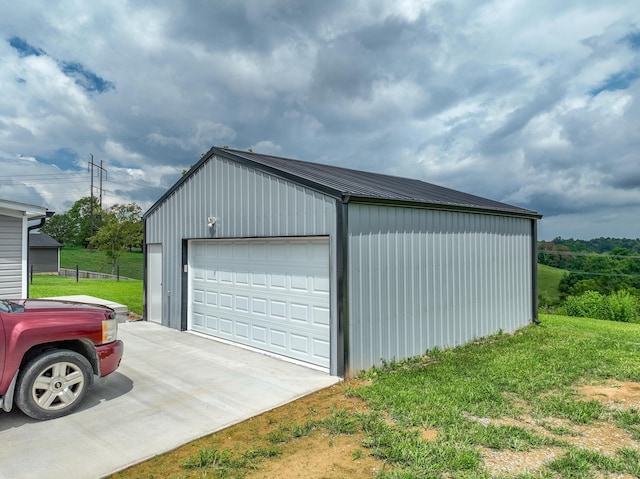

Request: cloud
left=8, top=36, right=114, bottom=94
left=0, top=1, right=639, bottom=239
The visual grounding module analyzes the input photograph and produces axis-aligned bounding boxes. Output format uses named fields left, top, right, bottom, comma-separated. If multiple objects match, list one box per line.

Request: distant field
left=538, top=263, right=566, bottom=304
left=61, top=246, right=143, bottom=280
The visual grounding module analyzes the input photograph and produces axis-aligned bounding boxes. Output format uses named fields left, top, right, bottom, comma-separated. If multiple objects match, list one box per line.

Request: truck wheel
left=15, top=350, right=94, bottom=420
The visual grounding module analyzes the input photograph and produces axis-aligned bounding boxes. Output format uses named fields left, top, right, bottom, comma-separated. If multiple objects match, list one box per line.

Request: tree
left=39, top=213, right=74, bottom=244
left=39, top=196, right=103, bottom=247
left=89, top=203, right=142, bottom=273
left=68, top=196, right=103, bottom=247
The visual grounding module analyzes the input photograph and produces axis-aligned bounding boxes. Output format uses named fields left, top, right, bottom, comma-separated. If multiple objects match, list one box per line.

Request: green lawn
left=29, top=275, right=143, bottom=315
left=61, top=246, right=143, bottom=280
left=352, top=314, right=640, bottom=477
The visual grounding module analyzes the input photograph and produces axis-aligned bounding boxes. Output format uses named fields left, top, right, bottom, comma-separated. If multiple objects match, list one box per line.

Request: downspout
left=26, top=211, right=54, bottom=297
left=531, top=218, right=540, bottom=325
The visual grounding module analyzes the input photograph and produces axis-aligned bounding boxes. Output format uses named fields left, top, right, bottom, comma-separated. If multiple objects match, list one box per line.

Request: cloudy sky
left=1, top=1, right=639, bottom=240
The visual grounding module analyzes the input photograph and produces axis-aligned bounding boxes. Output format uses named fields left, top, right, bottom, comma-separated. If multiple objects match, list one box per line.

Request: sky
left=1, top=1, right=639, bottom=240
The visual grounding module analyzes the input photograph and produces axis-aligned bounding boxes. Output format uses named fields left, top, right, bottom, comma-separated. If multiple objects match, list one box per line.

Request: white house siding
left=0, top=215, right=23, bottom=297
left=144, top=155, right=339, bottom=371
left=347, top=204, right=533, bottom=375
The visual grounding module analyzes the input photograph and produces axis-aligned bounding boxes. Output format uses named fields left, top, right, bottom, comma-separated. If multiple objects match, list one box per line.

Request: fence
left=59, top=267, right=135, bottom=281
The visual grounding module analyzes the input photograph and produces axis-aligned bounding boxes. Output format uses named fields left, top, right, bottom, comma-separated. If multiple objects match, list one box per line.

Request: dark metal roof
left=29, top=233, right=62, bottom=248
left=216, top=148, right=540, bottom=217
left=144, top=147, right=541, bottom=219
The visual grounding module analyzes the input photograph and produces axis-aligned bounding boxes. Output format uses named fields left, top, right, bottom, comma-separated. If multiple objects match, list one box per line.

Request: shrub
left=564, top=290, right=639, bottom=323
left=608, top=290, right=639, bottom=323
left=565, top=291, right=610, bottom=320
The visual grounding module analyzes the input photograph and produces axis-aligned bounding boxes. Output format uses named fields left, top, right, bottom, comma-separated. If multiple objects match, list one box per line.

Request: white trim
left=0, top=199, right=47, bottom=219
left=21, top=216, right=28, bottom=297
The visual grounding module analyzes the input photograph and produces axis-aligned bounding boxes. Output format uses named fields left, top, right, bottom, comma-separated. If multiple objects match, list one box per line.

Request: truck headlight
left=102, top=318, right=118, bottom=343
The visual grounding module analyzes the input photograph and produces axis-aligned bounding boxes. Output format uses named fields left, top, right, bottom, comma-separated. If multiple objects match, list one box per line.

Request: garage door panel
left=251, top=273, right=267, bottom=287
left=252, top=325, right=267, bottom=344
left=219, top=317, right=233, bottom=335
left=270, top=330, right=287, bottom=349
left=206, top=291, right=218, bottom=306
left=189, top=238, right=330, bottom=368
left=193, top=289, right=205, bottom=304
left=193, top=268, right=205, bottom=280
left=313, top=306, right=330, bottom=326
left=236, top=321, right=250, bottom=339
left=252, top=298, right=267, bottom=315
left=313, top=276, right=330, bottom=293
left=313, top=338, right=330, bottom=359
left=291, top=334, right=309, bottom=354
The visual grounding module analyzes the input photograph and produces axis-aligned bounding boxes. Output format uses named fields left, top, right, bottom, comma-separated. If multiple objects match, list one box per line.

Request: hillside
left=537, top=263, right=565, bottom=304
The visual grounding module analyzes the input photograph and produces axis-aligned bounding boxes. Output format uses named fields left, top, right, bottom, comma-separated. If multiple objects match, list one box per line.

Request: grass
left=537, top=263, right=566, bottom=304
left=29, top=275, right=142, bottom=315
left=61, top=246, right=143, bottom=280
left=109, top=314, right=640, bottom=478
left=352, top=315, right=640, bottom=477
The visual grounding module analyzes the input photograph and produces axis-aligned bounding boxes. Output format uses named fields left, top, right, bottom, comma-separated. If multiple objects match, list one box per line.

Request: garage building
left=143, top=147, right=541, bottom=378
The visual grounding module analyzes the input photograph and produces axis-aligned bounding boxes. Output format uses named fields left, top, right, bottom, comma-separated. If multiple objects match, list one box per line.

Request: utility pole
left=89, top=154, right=94, bottom=237
left=99, top=159, right=105, bottom=208
left=88, top=154, right=107, bottom=237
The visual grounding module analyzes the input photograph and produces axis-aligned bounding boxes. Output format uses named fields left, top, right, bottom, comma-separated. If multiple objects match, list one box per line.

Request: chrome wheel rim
left=31, top=361, right=86, bottom=411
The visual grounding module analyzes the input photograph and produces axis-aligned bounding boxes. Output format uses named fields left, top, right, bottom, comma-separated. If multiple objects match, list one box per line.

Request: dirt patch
left=245, top=433, right=383, bottom=479
left=482, top=446, right=566, bottom=476
left=111, top=380, right=640, bottom=479
left=420, top=428, right=438, bottom=442
left=472, top=381, right=640, bottom=477
left=578, top=381, right=640, bottom=409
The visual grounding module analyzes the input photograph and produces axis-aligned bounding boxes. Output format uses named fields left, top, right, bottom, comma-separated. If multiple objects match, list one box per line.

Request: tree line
left=538, top=237, right=640, bottom=322
left=538, top=237, right=640, bottom=297
left=40, top=196, right=143, bottom=274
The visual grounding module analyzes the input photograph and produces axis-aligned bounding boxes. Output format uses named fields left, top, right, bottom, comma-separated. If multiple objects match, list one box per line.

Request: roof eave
left=345, top=195, right=542, bottom=219
left=0, top=199, right=48, bottom=220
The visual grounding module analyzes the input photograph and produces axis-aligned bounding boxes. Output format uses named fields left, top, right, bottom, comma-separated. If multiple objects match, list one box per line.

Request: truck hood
left=3, top=299, right=114, bottom=315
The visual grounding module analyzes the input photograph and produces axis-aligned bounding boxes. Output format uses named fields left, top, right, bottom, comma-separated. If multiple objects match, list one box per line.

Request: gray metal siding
left=0, top=215, right=23, bottom=297
left=347, top=204, right=533, bottom=376
left=29, top=248, right=59, bottom=273
left=145, top=155, right=337, bottom=333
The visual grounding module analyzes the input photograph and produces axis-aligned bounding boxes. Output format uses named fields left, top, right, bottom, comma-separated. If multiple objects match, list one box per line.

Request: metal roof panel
left=216, top=148, right=540, bottom=217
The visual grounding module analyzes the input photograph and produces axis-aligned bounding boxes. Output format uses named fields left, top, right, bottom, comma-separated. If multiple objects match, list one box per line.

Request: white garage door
left=189, top=237, right=331, bottom=368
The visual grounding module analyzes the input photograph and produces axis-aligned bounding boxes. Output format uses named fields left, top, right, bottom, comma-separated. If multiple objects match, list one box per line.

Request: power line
left=538, top=250, right=640, bottom=259
left=0, top=172, right=86, bottom=180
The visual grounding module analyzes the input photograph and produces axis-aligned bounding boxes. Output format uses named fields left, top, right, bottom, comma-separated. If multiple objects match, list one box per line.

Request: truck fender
left=2, top=370, right=19, bottom=412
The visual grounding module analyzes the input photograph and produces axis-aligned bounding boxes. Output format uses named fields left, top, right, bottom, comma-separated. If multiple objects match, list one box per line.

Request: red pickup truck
left=0, top=299, right=124, bottom=420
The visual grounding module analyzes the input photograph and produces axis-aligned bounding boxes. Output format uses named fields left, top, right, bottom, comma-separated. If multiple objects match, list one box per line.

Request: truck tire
left=15, top=350, right=94, bottom=420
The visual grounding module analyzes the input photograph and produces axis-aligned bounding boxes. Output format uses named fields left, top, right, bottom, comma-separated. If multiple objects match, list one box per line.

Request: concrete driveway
left=0, top=321, right=339, bottom=479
